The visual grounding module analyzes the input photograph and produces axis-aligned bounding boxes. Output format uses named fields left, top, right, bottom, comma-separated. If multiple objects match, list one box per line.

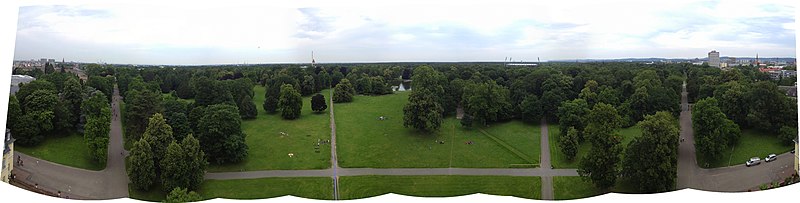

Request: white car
left=746, top=157, right=761, bottom=167
left=765, top=154, right=777, bottom=162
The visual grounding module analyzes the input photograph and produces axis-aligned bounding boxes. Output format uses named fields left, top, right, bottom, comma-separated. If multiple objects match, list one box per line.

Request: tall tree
left=560, top=127, right=580, bottom=161
left=692, top=97, right=740, bottom=166
left=461, top=81, right=512, bottom=126
left=311, top=93, right=328, bottom=113
left=557, top=99, right=590, bottom=141
left=128, top=139, right=156, bottom=191
left=519, top=94, right=542, bottom=123
left=278, top=84, right=303, bottom=120
left=403, top=90, right=443, bottom=132
left=197, top=104, right=248, bottom=164
left=161, top=141, right=188, bottom=192
left=62, top=77, right=84, bottom=129
left=578, top=103, right=622, bottom=190
left=333, top=79, right=355, bottom=103
left=125, top=89, right=162, bottom=141
left=238, top=95, right=258, bottom=119
left=621, top=111, right=679, bottom=193
left=84, top=103, right=110, bottom=165
left=6, top=96, right=22, bottom=130
left=142, top=113, right=175, bottom=171
left=181, top=134, right=207, bottom=190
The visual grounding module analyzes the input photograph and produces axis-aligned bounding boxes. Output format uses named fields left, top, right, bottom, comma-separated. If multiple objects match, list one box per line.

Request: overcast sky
left=11, top=0, right=797, bottom=65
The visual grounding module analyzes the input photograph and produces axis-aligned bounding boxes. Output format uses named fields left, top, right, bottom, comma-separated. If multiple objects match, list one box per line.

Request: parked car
left=765, top=154, right=777, bottom=162
left=746, top=157, right=761, bottom=167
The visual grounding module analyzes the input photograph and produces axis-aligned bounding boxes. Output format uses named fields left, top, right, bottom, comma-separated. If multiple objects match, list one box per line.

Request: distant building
left=708, top=50, right=720, bottom=68
left=10, top=75, right=36, bottom=95
left=2, top=129, right=14, bottom=183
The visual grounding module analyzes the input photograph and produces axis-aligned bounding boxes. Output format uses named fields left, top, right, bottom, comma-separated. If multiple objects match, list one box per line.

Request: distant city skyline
left=12, top=0, right=797, bottom=65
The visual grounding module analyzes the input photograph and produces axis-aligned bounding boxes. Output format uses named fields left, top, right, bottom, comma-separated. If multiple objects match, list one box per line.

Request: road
left=13, top=85, right=129, bottom=199
left=676, top=81, right=794, bottom=191
left=539, top=118, right=554, bottom=200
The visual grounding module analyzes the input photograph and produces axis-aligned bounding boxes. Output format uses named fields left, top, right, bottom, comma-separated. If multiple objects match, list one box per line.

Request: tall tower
left=708, top=50, right=720, bottom=68
left=311, top=51, right=316, bottom=68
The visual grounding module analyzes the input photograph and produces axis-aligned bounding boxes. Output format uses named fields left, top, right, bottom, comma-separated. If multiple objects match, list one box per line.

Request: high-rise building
left=708, top=50, right=720, bottom=68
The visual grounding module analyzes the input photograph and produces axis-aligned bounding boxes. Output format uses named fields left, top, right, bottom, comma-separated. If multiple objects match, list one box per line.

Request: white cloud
left=12, top=0, right=796, bottom=64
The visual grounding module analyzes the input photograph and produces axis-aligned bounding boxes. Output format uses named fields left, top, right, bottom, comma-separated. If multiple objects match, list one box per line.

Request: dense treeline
left=686, top=66, right=797, bottom=167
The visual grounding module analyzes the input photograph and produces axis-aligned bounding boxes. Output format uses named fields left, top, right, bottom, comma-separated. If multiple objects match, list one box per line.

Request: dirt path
left=329, top=88, right=340, bottom=200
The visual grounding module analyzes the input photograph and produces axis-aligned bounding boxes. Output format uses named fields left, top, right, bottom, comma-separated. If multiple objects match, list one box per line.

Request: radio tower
left=312, top=51, right=316, bottom=68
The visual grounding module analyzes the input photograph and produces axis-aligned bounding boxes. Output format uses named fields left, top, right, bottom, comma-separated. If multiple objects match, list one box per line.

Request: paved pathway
left=207, top=168, right=579, bottom=179
left=329, top=88, right=340, bottom=200
left=676, top=81, right=793, bottom=192
left=539, top=118, right=554, bottom=200
left=13, top=85, right=128, bottom=199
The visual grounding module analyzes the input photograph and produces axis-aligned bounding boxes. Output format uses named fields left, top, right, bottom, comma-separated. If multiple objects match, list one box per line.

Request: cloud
left=12, top=0, right=796, bottom=64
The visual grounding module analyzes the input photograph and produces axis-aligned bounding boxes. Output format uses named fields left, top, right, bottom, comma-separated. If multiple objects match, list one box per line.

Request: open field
left=198, top=177, right=333, bottom=200
left=700, top=129, right=794, bottom=168
left=335, top=91, right=540, bottom=168
left=207, top=86, right=332, bottom=172
left=16, top=133, right=105, bottom=171
left=549, top=124, right=642, bottom=169
left=339, top=175, right=540, bottom=200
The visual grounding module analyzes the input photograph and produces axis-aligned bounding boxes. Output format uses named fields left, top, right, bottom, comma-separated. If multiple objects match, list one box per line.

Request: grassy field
left=16, top=133, right=105, bottom=171
left=549, top=124, right=642, bottom=169
left=700, top=129, right=794, bottom=168
left=129, top=177, right=333, bottom=202
left=339, top=175, right=540, bottom=200
left=335, top=91, right=540, bottom=168
left=128, top=183, right=167, bottom=202
left=198, top=177, right=333, bottom=200
left=207, top=86, right=332, bottom=172
left=553, top=176, right=603, bottom=200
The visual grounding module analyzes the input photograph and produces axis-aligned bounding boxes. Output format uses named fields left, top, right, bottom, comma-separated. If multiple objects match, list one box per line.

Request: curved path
left=677, top=81, right=794, bottom=192
left=13, top=85, right=128, bottom=199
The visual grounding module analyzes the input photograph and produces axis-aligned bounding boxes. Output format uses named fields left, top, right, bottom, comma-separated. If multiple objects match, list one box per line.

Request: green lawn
left=553, top=176, right=603, bottom=200
left=339, top=175, right=540, bottom=200
left=207, top=86, right=332, bottom=172
left=549, top=124, right=642, bottom=169
left=700, top=129, right=794, bottom=168
left=335, top=91, right=540, bottom=168
left=16, top=133, right=105, bottom=171
left=198, top=177, right=333, bottom=200
left=128, top=183, right=167, bottom=202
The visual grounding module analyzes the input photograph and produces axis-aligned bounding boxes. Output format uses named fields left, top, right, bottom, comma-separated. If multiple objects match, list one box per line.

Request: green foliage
left=578, top=80, right=599, bottom=107
left=238, top=95, right=258, bottom=119
left=128, top=139, right=156, bottom=191
left=559, top=127, right=579, bottom=161
left=164, top=187, right=202, bottom=203
left=779, top=126, right=797, bottom=145
left=746, top=81, right=797, bottom=133
left=519, top=94, right=542, bottom=123
left=161, top=141, right=187, bottom=192
left=62, top=77, right=84, bottom=129
left=714, top=81, right=748, bottom=126
left=692, top=97, right=740, bottom=165
left=16, top=79, right=56, bottom=105
left=84, top=103, right=110, bottom=165
left=263, top=74, right=299, bottom=113
left=23, top=89, right=58, bottom=113
left=333, top=78, right=355, bottom=103
left=541, top=74, right=573, bottom=122
left=301, top=75, right=316, bottom=96
left=181, top=134, right=207, bottom=190
left=193, top=77, right=234, bottom=107
left=621, top=111, right=679, bottom=193
left=87, top=76, right=114, bottom=102
left=197, top=104, right=248, bottom=164
left=403, top=90, right=443, bottom=132
left=461, top=80, right=512, bottom=126
left=6, top=96, right=22, bottom=130
left=278, top=84, right=303, bottom=119
left=125, top=89, right=163, bottom=141
left=14, top=111, right=54, bottom=146
left=143, top=113, right=175, bottom=170
left=578, top=103, right=622, bottom=190
left=557, top=99, right=590, bottom=141
left=311, top=93, right=328, bottom=113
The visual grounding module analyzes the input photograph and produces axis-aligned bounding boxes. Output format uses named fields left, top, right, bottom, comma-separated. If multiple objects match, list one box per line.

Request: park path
left=207, top=168, right=579, bottom=179
left=676, top=80, right=794, bottom=192
left=12, top=85, right=128, bottom=199
left=539, top=118, right=554, bottom=200
left=329, top=88, right=340, bottom=200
